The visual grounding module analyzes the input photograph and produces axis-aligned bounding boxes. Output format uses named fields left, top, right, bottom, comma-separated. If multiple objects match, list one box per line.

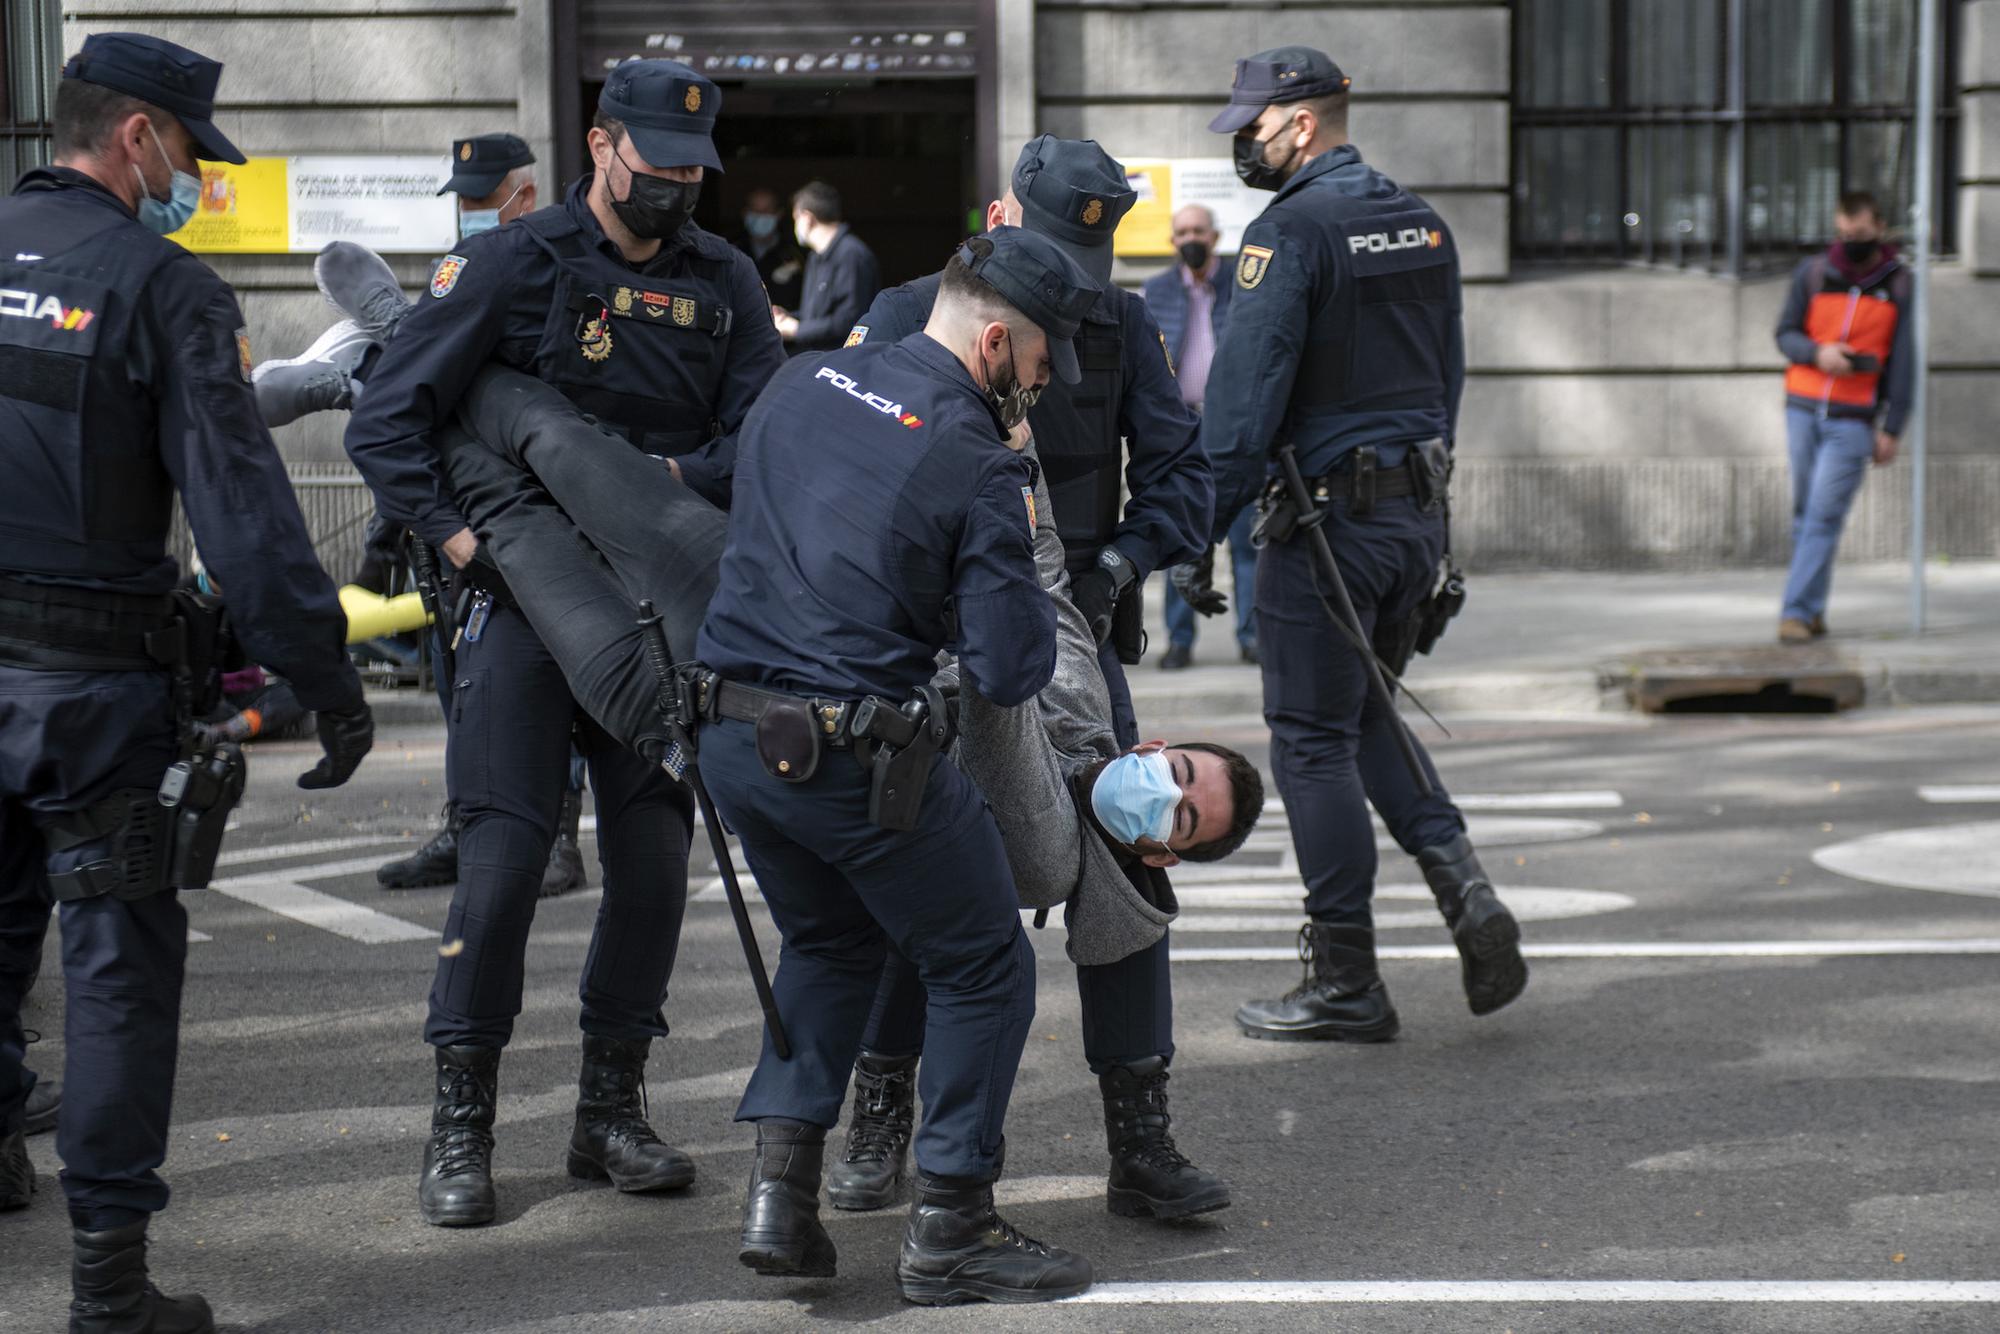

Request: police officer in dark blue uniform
left=0, top=33, right=373, bottom=1332
left=694, top=227, right=1096, bottom=1304
left=1187, top=46, right=1528, bottom=1041
left=826, top=136, right=1225, bottom=1225
left=344, top=58, right=786, bottom=1228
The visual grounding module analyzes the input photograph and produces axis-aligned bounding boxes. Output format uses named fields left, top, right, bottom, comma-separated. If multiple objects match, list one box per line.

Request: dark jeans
left=703, top=719, right=1034, bottom=1180
left=1257, top=498, right=1465, bottom=927
left=0, top=667, right=183, bottom=1228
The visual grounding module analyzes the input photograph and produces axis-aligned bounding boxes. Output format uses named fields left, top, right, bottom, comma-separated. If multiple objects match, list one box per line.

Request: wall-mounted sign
left=1114, top=159, right=1272, bottom=259
left=174, top=155, right=458, bottom=255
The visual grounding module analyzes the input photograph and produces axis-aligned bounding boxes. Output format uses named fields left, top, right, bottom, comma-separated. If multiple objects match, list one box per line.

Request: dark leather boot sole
left=1454, top=888, right=1528, bottom=1016
left=418, top=1194, right=495, bottom=1227
left=739, top=1227, right=837, bottom=1277
left=1235, top=1009, right=1400, bottom=1043
left=825, top=1163, right=904, bottom=1211
left=565, top=1148, right=695, bottom=1193
left=377, top=865, right=457, bottom=889
left=1107, top=1180, right=1231, bottom=1219
left=897, top=1269, right=1093, bottom=1305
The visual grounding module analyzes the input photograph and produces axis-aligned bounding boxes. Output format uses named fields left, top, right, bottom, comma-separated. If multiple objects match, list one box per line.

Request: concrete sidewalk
left=1126, top=560, right=2000, bottom=718
left=364, top=561, right=2000, bottom=725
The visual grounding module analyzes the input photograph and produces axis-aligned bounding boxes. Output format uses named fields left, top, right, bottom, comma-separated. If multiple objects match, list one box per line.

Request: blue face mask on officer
left=459, top=181, right=528, bottom=240
left=1090, top=746, right=1182, bottom=848
left=133, top=122, right=200, bottom=235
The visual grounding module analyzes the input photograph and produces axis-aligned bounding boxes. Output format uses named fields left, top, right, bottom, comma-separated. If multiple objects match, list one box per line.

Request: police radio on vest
left=1348, top=228, right=1443, bottom=256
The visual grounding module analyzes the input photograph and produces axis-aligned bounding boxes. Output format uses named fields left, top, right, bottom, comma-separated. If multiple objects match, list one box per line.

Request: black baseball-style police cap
left=598, top=59, right=723, bottom=173
left=62, top=32, right=244, bottom=164
left=957, top=225, right=1101, bottom=385
left=1208, top=45, right=1352, bottom=135
left=438, top=133, right=535, bottom=198
left=1010, top=135, right=1137, bottom=288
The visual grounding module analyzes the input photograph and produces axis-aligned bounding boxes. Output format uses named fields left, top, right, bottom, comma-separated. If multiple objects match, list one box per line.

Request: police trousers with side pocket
left=703, top=718, right=1035, bottom=1181
left=1257, top=495, right=1466, bottom=927
left=0, top=665, right=184, bottom=1228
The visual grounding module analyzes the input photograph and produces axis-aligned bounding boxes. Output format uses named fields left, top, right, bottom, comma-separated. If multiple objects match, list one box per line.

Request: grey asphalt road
left=6, top=693, right=1999, bottom=1333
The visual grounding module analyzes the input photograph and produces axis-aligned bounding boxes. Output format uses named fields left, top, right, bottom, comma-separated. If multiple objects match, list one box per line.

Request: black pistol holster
left=852, top=684, right=953, bottom=832
left=39, top=587, right=247, bottom=901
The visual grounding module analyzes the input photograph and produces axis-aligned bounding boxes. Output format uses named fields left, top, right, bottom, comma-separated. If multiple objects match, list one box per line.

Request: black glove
left=298, top=701, right=375, bottom=790
left=1172, top=546, right=1230, bottom=617
left=1069, top=547, right=1137, bottom=646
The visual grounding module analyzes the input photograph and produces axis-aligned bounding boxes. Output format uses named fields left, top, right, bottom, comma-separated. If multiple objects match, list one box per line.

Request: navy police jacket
left=852, top=272, right=1210, bottom=581
left=697, top=333, right=1056, bottom=709
left=0, top=167, right=360, bottom=711
left=1200, top=145, right=1466, bottom=537
left=344, top=177, right=785, bottom=537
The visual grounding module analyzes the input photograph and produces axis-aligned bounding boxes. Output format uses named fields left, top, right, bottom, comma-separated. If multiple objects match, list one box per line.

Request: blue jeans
left=1781, top=408, right=1875, bottom=624
left=1164, top=504, right=1259, bottom=650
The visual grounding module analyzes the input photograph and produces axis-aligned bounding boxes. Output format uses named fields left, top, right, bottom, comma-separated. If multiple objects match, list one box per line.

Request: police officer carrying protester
left=1186, top=47, right=1528, bottom=1041
left=0, top=33, right=374, bottom=1332
left=829, top=136, right=1222, bottom=1224
left=344, top=58, right=785, bottom=1228
left=693, top=226, right=1097, bottom=1304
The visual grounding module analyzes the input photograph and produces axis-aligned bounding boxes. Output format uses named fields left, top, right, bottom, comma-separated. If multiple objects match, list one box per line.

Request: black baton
left=635, top=600, right=792, bottom=1060
left=1276, top=445, right=1434, bottom=797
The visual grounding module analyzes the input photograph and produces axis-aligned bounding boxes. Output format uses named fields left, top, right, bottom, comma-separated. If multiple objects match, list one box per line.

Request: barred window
left=1513, top=0, right=1960, bottom=273
left=2, top=0, right=60, bottom=186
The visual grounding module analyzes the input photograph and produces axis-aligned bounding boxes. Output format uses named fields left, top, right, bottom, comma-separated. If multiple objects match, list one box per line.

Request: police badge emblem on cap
left=1081, top=198, right=1103, bottom=226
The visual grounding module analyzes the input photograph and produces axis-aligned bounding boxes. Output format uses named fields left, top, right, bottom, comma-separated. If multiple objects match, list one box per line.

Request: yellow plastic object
left=339, top=585, right=433, bottom=644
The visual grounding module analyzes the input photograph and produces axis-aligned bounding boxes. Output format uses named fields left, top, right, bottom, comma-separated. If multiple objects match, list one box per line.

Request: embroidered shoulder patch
left=431, top=254, right=467, bottom=299
left=1022, top=485, right=1037, bottom=535
left=235, top=328, right=253, bottom=382
left=1236, top=244, right=1274, bottom=290
left=843, top=324, right=868, bottom=348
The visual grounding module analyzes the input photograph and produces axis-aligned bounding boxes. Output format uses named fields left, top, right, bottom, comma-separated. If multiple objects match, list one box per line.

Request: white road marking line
left=1172, top=938, right=2000, bottom=963
left=1812, top=821, right=2000, bottom=898
left=214, top=835, right=403, bottom=867
left=1261, top=790, right=1622, bottom=817
left=1070, top=1280, right=2000, bottom=1305
left=1172, top=885, right=1635, bottom=929
left=1918, top=785, right=2000, bottom=804
left=187, top=929, right=211, bottom=943
left=205, top=855, right=436, bottom=944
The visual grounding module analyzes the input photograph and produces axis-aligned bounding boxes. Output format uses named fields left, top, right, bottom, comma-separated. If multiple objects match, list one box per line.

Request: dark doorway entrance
left=575, top=77, right=979, bottom=290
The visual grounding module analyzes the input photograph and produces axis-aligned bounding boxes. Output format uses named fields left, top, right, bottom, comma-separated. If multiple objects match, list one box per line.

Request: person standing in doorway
left=774, top=180, right=880, bottom=353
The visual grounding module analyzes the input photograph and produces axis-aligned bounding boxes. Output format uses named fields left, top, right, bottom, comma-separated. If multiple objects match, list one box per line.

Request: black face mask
left=981, top=333, right=1040, bottom=431
left=608, top=144, right=700, bottom=241
left=1177, top=239, right=1212, bottom=272
left=1234, top=125, right=1297, bottom=192
left=1841, top=238, right=1880, bottom=264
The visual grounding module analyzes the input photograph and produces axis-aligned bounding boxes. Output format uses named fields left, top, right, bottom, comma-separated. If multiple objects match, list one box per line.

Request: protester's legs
left=1781, top=414, right=1874, bottom=624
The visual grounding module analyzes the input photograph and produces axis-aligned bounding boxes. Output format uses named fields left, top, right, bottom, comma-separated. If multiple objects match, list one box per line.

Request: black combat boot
left=897, top=1171, right=1093, bottom=1305
left=376, top=801, right=460, bottom=889
left=539, top=787, right=587, bottom=899
left=418, top=1044, right=499, bottom=1227
left=1419, top=833, right=1528, bottom=1016
left=69, top=1219, right=214, bottom=1334
left=1, top=1122, right=30, bottom=1211
left=566, top=1035, right=696, bottom=1192
left=1236, top=923, right=1400, bottom=1042
left=26, top=1076, right=62, bottom=1135
left=1099, top=1057, right=1231, bottom=1219
left=825, top=1050, right=917, bottom=1211
left=738, top=1119, right=837, bottom=1277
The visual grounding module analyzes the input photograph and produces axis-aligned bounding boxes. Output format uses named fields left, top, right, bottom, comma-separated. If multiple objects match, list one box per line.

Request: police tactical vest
left=517, top=207, right=740, bottom=457
left=1299, top=200, right=1454, bottom=420
left=0, top=191, right=178, bottom=586
left=1026, top=303, right=1125, bottom=575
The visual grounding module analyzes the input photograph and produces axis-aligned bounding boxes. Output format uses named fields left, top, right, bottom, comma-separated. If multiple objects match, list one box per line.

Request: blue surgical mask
left=459, top=208, right=501, bottom=239
left=1090, top=750, right=1181, bottom=847
left=133, top=124, right=199, bottom=235
left=743, top=211, right=778, bottom=239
